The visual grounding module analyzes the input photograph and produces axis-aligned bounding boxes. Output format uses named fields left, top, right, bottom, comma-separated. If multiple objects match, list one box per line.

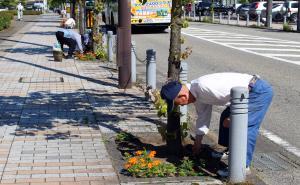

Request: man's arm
left=193, top=103, right=212, bottom=155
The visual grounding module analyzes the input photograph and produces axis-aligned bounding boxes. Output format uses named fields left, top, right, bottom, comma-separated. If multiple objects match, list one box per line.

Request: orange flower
left=153, top=160, right=161, bottom=166
left=135, top=150, right=143, bottom=156
left=148, top=151, right=156, bottom=158
left=124, top=163, right=131, bottom=169
left=141, top=162, right=146, bottom=167
left=148, top=163, right=153, bottom=168
left=128, top=157, right=138, bottom=165
left=139, top=158, right=145, bottom=163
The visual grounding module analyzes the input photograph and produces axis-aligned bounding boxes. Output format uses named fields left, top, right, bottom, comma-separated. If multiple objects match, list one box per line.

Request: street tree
left=0, top=0, right=18, bottom=8
left=78, top=0, right=86, bottom=34
left=166, top=0, right=184, bottom=155
left=92, top=0, right=104, bottom=52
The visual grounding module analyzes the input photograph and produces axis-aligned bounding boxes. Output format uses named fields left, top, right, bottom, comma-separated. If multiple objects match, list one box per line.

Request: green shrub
left=202, top=16, right=213, bottom=23
left=0, top=11, right=14, bottom=31
left=283, top=23, right=293, bottom=32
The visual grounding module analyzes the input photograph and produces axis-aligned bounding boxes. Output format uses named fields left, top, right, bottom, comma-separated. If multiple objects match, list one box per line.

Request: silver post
left=131, top=41, right=136, bottom=83
left=237, top=14, right=240, bottom=25
left=269, top=15, right=272, bottom=28
left=212, top=12, right=215, bottom=23
left=107, top=31, right=113, bottom=62
left=246, top=13, right=249, bottom=26
left=257, top=14, right=261, bottom=26
left=283, top=15, right=287, bottom=25
left=146, top=49, right=156, bottom=90
left=229, top=87, right=249, bottom=183
left=227, top=12, right=231, bottom=24
left=179, top=62, right=188, bottom=124
left=219, top=13, right=222, bottom=23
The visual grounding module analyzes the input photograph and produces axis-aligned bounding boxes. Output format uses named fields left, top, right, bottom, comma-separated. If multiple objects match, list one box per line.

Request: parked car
left=197, top=2, right=233, bottom=16
left=248, top=1, right=267, bottom=20
left=236, top=3, right=250, bottom=19
left=261, top=3, right=284, bottom=22
left=0, top=6, right=8, bottom=11
left=280, top=1, right=298, bottom=23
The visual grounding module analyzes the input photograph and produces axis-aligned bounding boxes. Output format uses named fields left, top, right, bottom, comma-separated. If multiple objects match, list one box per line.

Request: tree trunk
left=166, top=0, right=183, bottom=156
left=78, top=0, right=86, bottom=34
left=93, top=0, right=100, bottom=53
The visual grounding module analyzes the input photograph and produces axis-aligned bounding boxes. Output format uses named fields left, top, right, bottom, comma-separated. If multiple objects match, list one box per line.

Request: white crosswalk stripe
left=182, top=27, right=300, bottom=65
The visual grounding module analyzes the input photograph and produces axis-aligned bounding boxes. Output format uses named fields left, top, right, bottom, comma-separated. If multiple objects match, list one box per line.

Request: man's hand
left=192, top=135, right=203, bottom=155
left=223, top=117, right=230, bottom=128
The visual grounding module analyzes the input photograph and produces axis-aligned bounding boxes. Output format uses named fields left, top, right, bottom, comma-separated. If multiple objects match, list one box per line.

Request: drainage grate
left=18, top=77, right=64, bottom=83
left=253, top=152, right=300, bottom=171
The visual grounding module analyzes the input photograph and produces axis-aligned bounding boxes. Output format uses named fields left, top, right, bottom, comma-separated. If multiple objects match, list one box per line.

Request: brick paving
left=0, top=14, right=223, bottom=185
left=0, top=14, right=132, bottom=185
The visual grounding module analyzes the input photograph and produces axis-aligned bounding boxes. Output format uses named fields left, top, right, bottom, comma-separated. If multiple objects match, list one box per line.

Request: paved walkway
left=0, top=14, right=161, bottom=185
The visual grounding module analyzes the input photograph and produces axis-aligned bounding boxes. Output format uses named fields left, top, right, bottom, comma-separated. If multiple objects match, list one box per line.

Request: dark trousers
left=218, top=79, right=273, bottom=167
left=55, top=31, right=76, bottom=57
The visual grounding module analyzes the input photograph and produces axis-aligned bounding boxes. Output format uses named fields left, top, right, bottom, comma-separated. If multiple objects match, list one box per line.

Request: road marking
left=242, top=48, right=300, bottom=52
left=260, top=129, right=300, bottom=158
left=182, top=27, right=300, bottom=65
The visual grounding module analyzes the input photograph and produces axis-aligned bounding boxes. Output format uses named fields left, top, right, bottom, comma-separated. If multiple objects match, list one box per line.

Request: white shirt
left=187, top=73, right=253, bottom=136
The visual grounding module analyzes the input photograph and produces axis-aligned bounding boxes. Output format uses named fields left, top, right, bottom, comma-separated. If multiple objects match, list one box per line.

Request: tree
left=78, top=0, right=86, bottom=34
left=0, top=0, right=18, bottom=8
left=92, top=0, right=104, bottom=52
left=166, top=0, right=183, bottom=155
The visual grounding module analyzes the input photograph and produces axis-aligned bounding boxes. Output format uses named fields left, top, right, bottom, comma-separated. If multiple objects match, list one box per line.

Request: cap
left=160, top=81, right=182, bottom=113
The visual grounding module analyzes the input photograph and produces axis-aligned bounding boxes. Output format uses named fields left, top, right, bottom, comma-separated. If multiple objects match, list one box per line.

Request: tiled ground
left=0, top=13, right=166, bottom=185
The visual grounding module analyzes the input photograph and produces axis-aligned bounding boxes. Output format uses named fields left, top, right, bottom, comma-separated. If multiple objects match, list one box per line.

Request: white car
left=248, top=2, right=267, bottom=20
left=280, top=1, right=298, bottom=22
left=0, top=7, right=8, bottom=12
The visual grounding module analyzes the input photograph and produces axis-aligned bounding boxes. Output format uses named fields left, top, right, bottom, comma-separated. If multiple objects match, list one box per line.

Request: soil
left=104, top=132, right=231, bottom=184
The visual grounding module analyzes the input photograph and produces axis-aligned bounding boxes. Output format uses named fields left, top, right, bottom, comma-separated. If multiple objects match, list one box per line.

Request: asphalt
left=132, top=21, right=300, bottom=185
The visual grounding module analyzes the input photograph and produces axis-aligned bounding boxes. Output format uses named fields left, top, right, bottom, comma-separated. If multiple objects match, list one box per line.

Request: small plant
left=124, top=150, right=177, bottom=177
left=182, top=19, right=189, bottom=28
left=283, top=23, right=293, bottom=32
left=116, top=132, right=133, bottom=143
left=181, top=47, right=193, bottom=60
left=202, top=16, right=213, bottom=23
left=152, top=90, right=168, bottom=118
left=76, top=52, right=96, bottom=61
left=178, top=159, right=203, bottom=176
left=95, top=46, right=108, bottom=60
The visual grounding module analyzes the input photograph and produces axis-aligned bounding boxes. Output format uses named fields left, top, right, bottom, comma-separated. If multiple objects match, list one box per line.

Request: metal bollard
left=227, top=12, right=231, bottom=24
left=179, top=62, right=188, bottom=124
left=257, top=14, right=261, bottom=26
left=246, top=13, right=249, bottom=26
left=237, top=14, right=240, bottom=25
left=146, top=49, right=156, bottom=90
left=131, top=41, right=136, bottom=83
left=229, top=87, right=249, bottom=183
left=283, top=15, right=287, bottom=25
left=212, top=12, right=215, bottom=23
left=107, top=31, right=113, bottom=62
left=219, top=13, right=222, bottom=23
left=268, top=15, right=272, bottom=28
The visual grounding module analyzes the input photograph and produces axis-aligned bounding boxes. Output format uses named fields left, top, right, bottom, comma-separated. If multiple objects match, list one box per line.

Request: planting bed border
left=103, top=132, right=223, bottom=184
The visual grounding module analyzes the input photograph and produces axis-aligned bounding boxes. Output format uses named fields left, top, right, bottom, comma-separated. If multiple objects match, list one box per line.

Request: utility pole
left=297, top=0, right=300, bottom=31
left=265, top=0, right=272, bottom=28
left=117, top=0, right=132, bottom=89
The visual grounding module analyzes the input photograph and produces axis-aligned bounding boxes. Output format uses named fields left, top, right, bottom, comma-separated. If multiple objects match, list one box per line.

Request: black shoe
left=64, top=55, right=73, bottom=59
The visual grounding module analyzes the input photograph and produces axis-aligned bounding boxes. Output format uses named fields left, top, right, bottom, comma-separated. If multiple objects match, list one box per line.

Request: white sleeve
left=195, top=103, right=212, bottom=136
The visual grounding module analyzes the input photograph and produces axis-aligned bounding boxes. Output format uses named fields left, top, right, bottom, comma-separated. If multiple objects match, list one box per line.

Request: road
left=133, top=22, right=300, bottom=185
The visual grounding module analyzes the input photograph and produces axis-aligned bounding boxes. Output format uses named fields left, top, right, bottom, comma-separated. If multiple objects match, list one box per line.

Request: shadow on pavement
left=24, top=31, right=56, bottom=36
left=0, top=38, right=52, bottom=48
left=0, top=56, right=118, bottom=88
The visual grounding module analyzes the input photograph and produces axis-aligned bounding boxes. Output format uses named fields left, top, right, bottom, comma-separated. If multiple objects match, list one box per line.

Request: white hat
left=65, top=18, right=76, bottom=29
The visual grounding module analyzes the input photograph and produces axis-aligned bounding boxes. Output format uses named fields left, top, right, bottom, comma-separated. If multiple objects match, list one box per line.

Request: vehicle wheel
left=203, top=10, right=210, bottom=16
left=250, top=14, right=257, bottom=21
left=290, top=14, right=297, bottom=23
left=273, top=13, right=283, bottom=22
